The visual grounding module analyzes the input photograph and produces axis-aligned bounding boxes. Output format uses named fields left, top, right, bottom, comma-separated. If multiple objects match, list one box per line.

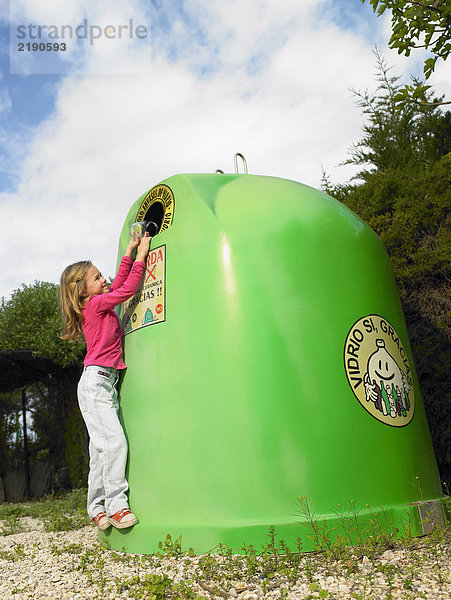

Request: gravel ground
left=0, top=518, right=449, bottom=599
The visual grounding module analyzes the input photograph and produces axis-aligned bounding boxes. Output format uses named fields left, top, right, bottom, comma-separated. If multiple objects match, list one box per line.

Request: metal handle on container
left=215, top=153, right=249, bottom=175
left=234, top=153, right=248, bottom=174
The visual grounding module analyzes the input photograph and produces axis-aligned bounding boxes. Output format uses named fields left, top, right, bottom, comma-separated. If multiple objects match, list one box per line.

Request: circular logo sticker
left=344, top=315, right=415, bottom=427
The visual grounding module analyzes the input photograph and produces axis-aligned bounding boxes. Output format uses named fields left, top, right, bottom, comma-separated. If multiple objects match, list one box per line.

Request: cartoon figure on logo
left=364, top=339, right=411, bottom=419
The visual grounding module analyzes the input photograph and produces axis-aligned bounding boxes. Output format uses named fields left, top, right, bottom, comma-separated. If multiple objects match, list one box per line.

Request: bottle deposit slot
left=143, top=201, right=165, bottom=235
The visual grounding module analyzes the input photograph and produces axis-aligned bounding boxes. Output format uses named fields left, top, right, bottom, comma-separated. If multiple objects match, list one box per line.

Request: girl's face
left=83, top=265, right=108, bottom=298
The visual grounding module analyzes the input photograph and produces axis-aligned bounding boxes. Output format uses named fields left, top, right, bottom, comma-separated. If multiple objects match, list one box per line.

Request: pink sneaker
left=108, top=508, right=138, bottom=529
left=92, top=512, right=110, bottom=530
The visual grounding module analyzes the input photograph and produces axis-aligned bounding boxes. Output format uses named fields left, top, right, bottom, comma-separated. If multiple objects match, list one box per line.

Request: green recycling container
left=101, top=174, right=444, bottom=554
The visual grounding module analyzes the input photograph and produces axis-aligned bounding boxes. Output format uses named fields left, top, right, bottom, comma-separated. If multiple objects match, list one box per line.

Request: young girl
left=59, top=232, right=151, bottom=530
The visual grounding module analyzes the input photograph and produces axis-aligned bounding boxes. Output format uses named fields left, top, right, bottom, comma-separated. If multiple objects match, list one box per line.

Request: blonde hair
left=59, top=261, right=92, bottom=342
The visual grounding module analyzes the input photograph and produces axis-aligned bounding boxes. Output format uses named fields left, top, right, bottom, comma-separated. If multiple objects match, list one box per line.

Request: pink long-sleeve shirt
left=82, top=256, right=145, bottom=369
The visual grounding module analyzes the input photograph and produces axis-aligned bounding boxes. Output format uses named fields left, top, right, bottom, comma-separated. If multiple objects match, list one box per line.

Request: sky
left=0, top=0, right=449, bottom=300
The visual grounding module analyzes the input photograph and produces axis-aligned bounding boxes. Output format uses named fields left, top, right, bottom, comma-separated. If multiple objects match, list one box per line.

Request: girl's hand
left=125, top=233, right=141, bottom=257
left=136, top=232, right=151, bottom=262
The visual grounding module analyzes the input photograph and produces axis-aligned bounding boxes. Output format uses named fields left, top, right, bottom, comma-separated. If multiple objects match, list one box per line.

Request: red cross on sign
left=145, top=263, right=157, bottom=283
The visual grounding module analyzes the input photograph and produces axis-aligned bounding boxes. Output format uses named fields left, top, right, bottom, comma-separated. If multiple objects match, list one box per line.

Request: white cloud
left=0, top=0, right=449, bottom=300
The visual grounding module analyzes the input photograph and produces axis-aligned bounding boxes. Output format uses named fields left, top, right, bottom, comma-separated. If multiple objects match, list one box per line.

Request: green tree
left=324, top=55, right=450, bottom=486
left=0, top=281, right=84, bottom=367
left=362, top=0, right=450, bottom=104
left=343, top=50, right=450, bottom=176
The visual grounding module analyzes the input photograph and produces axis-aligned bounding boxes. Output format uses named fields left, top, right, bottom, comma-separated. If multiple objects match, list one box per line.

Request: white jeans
left=77, top=366, right=129, bottom=518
